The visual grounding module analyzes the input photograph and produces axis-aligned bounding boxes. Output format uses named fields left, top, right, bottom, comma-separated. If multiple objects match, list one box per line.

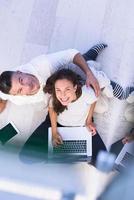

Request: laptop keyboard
left=53, top=140, right=87, bottom=154
left=121, top=152, right=134, bottom=167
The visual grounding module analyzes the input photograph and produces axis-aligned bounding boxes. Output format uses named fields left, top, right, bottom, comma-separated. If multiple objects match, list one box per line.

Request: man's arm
left=0, top=99, right=7, bottom=113
left=47, top=49, right=100, bottom=96
left=73, top=53, right=100, bottom=97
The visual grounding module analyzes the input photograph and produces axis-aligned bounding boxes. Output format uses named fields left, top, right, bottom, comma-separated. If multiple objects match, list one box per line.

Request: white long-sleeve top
left=0, top=49, right=79, bottom=105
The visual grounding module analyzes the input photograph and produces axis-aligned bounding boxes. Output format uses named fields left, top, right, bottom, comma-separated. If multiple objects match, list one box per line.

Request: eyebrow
left=55, top=86, right=71, bottom=90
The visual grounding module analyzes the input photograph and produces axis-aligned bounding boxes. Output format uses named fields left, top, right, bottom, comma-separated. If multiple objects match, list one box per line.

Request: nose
left=60, top=91, right=68, bottom=100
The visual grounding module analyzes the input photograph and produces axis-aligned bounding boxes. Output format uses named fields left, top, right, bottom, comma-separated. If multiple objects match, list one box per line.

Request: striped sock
left=111, top=81, right=125, bottom=100
left=83, top=43, right=108, bottom=61
left=110, top=81, right=134, bottom=100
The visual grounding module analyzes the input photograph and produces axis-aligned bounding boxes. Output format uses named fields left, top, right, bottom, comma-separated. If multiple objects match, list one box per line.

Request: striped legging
left=83, top=43, right=134, bottom=100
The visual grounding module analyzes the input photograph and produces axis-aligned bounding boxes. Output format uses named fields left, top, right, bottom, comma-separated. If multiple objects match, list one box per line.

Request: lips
left=60, top=98, right=70, bottom=105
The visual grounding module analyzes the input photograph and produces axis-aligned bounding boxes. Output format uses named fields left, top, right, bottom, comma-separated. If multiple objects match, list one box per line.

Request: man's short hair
left=0, top=71, right=14, bottom=94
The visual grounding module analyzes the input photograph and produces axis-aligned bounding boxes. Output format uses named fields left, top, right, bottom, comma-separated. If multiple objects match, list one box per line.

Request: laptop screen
left=115, top=141, right=134, bottom=169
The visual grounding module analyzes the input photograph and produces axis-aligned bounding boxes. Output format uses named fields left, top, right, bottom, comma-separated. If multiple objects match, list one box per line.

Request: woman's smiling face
left=55, top=79, right=77, bottom=106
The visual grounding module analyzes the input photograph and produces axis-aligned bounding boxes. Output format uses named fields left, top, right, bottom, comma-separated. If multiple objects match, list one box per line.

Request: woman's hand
left=122, top=135, right=133, bottom=144
left=86, top=120, right=96, bottom=136
left=52, top=133, right=63, bottom=146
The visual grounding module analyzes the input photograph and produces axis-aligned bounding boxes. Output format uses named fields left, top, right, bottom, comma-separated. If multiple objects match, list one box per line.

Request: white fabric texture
left=94, top=94, right=109, bottom=113
left=102, top=85, right=114, bottom=98
left=126, top=91, right=134, bottom=104
left=87, top=61, right=111, bottom=89
left=0, top=49, right=79, bottom=105
left=124, top=104, right=134, bottom=122
left=57, top=85, right=97, bottom=126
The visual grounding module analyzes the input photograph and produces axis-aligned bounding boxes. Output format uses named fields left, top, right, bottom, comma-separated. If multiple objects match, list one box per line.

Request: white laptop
left=48, top=127, right=92, bottom=162
left=114, top=141, right=134, bottom=171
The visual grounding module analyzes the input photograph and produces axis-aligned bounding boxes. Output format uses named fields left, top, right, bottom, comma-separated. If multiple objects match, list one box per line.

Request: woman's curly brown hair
left=44, top=68, right=84, bottom=115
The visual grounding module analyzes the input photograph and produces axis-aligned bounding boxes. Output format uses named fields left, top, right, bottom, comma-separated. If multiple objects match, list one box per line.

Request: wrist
left=86, top=69, right=93, bottom=76
left=52, top=129, right=58, bottom=136
left=87, top=117, right=92, bottom=122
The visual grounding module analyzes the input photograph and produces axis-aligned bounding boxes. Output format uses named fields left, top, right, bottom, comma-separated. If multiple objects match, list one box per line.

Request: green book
left=0, top=122, right=19, bottom=145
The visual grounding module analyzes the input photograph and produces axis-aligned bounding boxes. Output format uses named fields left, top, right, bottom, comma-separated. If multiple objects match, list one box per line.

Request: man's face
left=9, top=71, right=40, bottom=95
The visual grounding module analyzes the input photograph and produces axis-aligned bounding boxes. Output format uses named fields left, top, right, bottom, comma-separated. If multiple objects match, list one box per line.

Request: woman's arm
left=85, top=102, right=97, bottom=135
left=48, top=107, right=63, bottom=146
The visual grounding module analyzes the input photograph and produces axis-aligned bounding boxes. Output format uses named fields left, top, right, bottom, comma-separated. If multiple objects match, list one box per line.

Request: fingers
left=91, top=128, right=96, bottom=136
left=122, top=137, right=128, bottom=144
left=86, top=122, right=96, bottom=135
left=92, top=81, right=100, bottom=97
left=53, top=140, right=61, bottom=147
left=57, top=135, right=63, bottom=144
left=95, top=82, right=101, bottom=97
left=53, top=135, right=63, bottom=146
left=52, top=140, right=58, bottom=147
left=54, top=140, right=61, bottom=146
left=86, top=79, right=100, bottom=97
left=87, top=125, right=96, bottom=136
left=122, top=136, right=133, bottom=144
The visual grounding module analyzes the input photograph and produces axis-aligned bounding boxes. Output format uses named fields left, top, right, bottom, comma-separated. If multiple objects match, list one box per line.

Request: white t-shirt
left=54, top=86, right=97, bottom=126
left=0, top=49, right=79, bottom=105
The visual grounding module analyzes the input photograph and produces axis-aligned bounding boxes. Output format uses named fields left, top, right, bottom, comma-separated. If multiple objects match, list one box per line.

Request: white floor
left=0, top=0, right=134, bottom=149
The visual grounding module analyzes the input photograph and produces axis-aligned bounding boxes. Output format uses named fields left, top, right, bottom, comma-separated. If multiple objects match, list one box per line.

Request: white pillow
left=124, top=104, right=134, bottom=122
left=94, top=94, right=109, bottom=113
left=126, top=91, right=134, bottom=104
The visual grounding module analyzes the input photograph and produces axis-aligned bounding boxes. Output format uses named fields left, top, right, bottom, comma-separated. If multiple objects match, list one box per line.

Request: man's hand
left=86, top=71, right=100, bottom=97
left=52, top=133, right=63, bottom=147
left=73, top=53, right=100, bottom=97
left=86, top=120, right=96, bottom=136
